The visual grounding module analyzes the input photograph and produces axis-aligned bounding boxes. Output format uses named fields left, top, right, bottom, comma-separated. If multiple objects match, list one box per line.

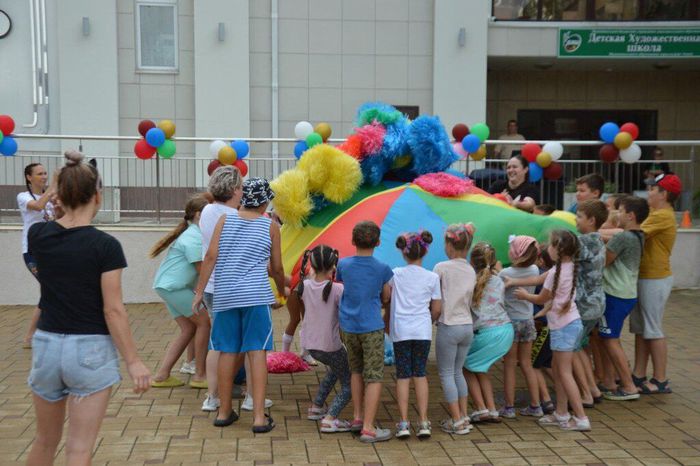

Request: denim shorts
left=550, top=319, right=583, bottom=352
left=28, top=330, right=121, bottom=402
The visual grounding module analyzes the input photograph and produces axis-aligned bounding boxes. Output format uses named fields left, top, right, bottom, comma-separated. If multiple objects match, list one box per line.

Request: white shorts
left=629, top=276, right=673, bottom=339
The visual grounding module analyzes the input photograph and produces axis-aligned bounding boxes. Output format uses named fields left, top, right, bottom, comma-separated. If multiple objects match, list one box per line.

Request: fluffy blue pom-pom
left=407, top=115, right=458, bottom=176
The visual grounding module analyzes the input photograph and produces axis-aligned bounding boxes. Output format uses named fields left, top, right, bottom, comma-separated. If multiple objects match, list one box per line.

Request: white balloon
left=542, top=142, right=564, bottom=161
left=619, top=143, right=641, bottom=164
left=209, top=140, right=227, bottom=158
left=294, top=121, right=314, bottom=140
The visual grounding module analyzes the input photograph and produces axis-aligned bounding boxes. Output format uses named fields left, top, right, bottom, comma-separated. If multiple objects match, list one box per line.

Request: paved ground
left=1, top=290, right=699, bottom=465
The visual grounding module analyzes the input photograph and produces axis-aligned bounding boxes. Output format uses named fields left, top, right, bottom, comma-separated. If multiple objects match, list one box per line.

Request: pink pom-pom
left=266, top=351, right=311, bottom=373
left=355, top=121, right=386, bottom=156
left=413, top=172, right=484, bottom=197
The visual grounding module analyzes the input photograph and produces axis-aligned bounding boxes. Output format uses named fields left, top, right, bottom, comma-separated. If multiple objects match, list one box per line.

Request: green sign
left=559, top=28, right=700, bottom=58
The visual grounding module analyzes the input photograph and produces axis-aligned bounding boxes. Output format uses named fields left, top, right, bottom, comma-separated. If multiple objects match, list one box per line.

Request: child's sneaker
left=307, top=405, right=327, bottom=420
left=301, top=352, right=318, bottom=366
left=201, top=394, right=220, bottom=412
left=360, top=427, right=392, bottom=443
left=179, top=360, right=196, bottom=375
left=519, top=405, right=544, bottom=417
left=440, top=418, right=471, bottom=435
left=395, top=420, right=411, bottom=439
left=560, top=415, right=591, bottom=431
left=498, top=406, right=516, bottom=419
left=349, top=419, right=363, bottom=433
left=320, top=418, right=351, bottom=433
left=540, top=400, right=555, bottom=414
left=416, top=420, right=432, bottom=438
left=538, top=412, right=570, bottom=427
left=241, top=394, right=273, bottom=411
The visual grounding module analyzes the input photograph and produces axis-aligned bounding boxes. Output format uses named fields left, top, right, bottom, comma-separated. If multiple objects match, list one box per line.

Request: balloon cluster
left=293, top=121, right=332, bottom=159
left=0, top=115, right=18, bottom=156
left=598, top=122, right=640, bottom=164
left=207, top=139, right=249, bottom=177
left=134, top=119, right=177, bottom=160
left=521, top=142, right=564, bottom=182
left=451, top=123, right=489, bottom=161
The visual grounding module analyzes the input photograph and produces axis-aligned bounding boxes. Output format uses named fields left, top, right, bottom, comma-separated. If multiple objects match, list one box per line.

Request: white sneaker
left=201, top=394, right=220, bottom=412
left=301, top=352, right=318, bottom=366
left=561, top=415, right=591, bottom=432
left=241, top=394, right=273, bottom=411
left=179, top=360, right=196, bottom=375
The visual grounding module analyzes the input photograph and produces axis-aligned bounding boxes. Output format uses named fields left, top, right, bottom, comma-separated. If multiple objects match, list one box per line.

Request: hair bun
left=395, top=236, right=407, bottom=249
left=64, top=150, right=84, bottom=167
left=420, top=230, right=433, bottom=245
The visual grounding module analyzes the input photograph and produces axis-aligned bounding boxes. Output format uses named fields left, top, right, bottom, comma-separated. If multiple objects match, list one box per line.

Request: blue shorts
left=599, top=294, right=637, bottom=339
left=550, top=319, right=583, bottom=352
left=156, top=287, right=194, bottom=319
left=464, top=323, right=514, bottom=373
left=393, top=339, right=431, bottom=379
left=28, top=330, right=121, bottom=402
left=210, top=305, right=273, bottom=353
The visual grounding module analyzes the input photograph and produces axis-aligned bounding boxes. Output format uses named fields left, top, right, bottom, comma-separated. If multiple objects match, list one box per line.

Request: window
left=136, top=1, right=178, bottom=71
left=394, top=105, right=420, bottom=120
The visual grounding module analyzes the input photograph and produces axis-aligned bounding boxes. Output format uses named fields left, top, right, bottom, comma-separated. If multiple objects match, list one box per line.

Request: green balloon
left=0, top=131, right=3, bottom=144
left=471, top=123, right=490, bottom=143
left=306, top=132, right=323, bottom=148
left=157, top=139, right=176, bottom=158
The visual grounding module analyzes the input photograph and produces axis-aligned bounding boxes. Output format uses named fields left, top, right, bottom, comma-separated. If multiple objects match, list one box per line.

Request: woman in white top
left=17, top=163, right=56, bottom=348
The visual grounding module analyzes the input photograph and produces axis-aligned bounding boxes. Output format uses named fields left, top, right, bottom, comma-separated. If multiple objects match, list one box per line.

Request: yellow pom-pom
left=270, top=169, right=313, bottom=227
left=322, top=151, right=363, bottom=203
left=296, top=144, right=334, bottom=193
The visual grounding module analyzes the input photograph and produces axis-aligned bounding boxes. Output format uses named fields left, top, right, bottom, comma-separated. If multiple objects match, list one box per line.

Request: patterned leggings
left=308, top=347, right=352, bottom=418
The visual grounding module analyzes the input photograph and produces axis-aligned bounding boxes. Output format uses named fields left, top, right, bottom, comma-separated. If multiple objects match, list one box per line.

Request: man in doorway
left=494, top=119, right=525, bottom=159
left=643, top=147, right=671, bottom=186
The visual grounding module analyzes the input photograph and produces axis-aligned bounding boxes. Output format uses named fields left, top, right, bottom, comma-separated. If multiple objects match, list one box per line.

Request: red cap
left=654, top=173, right=682, bottom=195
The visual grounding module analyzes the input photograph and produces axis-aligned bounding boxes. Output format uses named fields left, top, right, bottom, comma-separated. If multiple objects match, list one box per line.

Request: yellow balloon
left=391, top=154, right=412, bottom=169
left=314, top=122, right=332, bottom=142
left=218, top=146, right=237, bottom=165
left=471, top=144, right=487, bottom=161
left=536, top=151, right=552, bottom=168
left=614, top=131, right=633, bottom=150
left=158, top=119, right=176, bottom=139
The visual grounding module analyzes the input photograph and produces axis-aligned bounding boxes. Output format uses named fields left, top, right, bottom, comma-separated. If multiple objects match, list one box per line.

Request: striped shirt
left=213, top=212, right=275, bottom=311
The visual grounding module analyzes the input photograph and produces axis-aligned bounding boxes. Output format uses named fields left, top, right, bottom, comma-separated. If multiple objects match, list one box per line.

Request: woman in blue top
left=150, top=194, right=211, bottom=389
left=193, top=178, right=286, bottom=433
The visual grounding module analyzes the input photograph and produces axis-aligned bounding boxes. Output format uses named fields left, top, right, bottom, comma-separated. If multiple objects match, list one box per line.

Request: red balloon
left=599, top=144, right=619, bottom=163
left=619, top=122, right=639, bottom=140
left=207, top=159, right=222, bottom=176
left=134, top=139, right=156, bottom=159
left=521, top=143, right=541, bottom=163
left=234, top=159, right=248, bottom=177
left=0, top=115, right=15, bottom=135
left=543, top=162, right=563, bottom=180
left=138, top=120, right=156, bottom=137
left=452, top=123, right=469, bottom=142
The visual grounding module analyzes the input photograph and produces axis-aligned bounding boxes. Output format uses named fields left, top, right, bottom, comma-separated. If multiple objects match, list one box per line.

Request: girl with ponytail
left=150, top=194, right=211, bottom=389
left=286, top=245, right=351, bottom=433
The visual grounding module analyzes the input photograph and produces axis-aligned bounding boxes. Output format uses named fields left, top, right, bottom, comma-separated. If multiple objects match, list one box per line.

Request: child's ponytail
left=321, top=248, right=339, bottom=303
left=150, top=194, right=209, bottom=258
left=295, top=249, right=312, bottom=298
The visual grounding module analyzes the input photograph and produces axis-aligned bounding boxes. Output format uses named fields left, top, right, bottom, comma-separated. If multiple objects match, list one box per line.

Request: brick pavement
left=1, top=290, right=699, bottom=465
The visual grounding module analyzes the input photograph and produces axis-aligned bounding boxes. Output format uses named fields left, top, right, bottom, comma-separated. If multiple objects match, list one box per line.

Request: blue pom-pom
left=406, top=115, right=458, bottom=177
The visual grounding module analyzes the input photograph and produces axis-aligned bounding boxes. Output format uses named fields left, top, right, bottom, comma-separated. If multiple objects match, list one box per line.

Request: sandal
left=252, top=414, right=275, bottom=433
left=469, top=409, right=490, bottom=424
left=639, top=378, right=672, bottom=395
left=213, top=410, right=239, bottom=427
left=632, top=374, right=647, bottom=388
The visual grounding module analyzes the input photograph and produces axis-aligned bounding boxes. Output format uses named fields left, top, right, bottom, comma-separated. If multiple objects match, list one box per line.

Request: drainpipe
left=23, top=0, right=38, bottom=128
left=271, top=0, right=279, bottom=177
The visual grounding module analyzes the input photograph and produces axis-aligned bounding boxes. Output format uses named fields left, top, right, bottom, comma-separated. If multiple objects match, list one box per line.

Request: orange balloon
left=157, top=119, right=176, bottom=139
left=471, top=145, right=487, bottom=161
left=218, top=146, right=237, bottom=165
left=614, top=132, right=633, bottom=150
left=314, top=123, right=332, bottom=142
left=536, top=151, right=552, bottom=168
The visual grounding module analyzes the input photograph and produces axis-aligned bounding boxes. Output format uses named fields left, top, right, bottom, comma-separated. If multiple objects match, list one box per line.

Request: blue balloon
left=294, top=140, right=308, bottom=159
left=599, top=122, right=620, bottom=144
left=0, top=136, right=17, bottom=156
left=462, top=134, right=481, bottom=154
left=528, top=162, right=543, bottom=183
left=231, top=140, right=249, bottom=159
left=145, top=128, right=166, bottom=148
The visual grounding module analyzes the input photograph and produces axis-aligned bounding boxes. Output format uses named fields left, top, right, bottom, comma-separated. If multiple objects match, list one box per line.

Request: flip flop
left=189, top=380, right=208, bottom=389
left=151, top=376, right=185, bottom=388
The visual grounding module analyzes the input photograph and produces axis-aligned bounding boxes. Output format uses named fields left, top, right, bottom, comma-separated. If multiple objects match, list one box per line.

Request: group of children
left=149, top=166, right=681, bottom=441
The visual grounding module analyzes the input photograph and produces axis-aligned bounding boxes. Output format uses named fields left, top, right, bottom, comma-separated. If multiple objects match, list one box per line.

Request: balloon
left=138, top=120, right=156, bottom=137
left=294, top=140, right=308, bottom=159
left=542, top=141, right=563, bottom=161
left=234, top=159, right=248, bottom=177
left=306, top=132, right=323, bottom=148
left=528, top=162, right=543, bottom=183
left=619, top=143, right=642, bottom=164
left=231, top=140, right=249, bottom=159
left=218, top=146, right=237, bottom=165
left=461, top=134, right=481, bottom=153
left=544, top=162, right=563, bottom=180
left=0, top=115, right=15, bottom=135
left=536, top=151, right=552, bottom=168
left=614, top=131, right=633, bottom=150
left=452, top=123, right=469, bottom=142
left=157, top=139, right=176, bottom=158
left=452, top=142, right=468, bottom=160
left=471, top=145, right=487, bottom=161
left=314, top=123, right=332, bottom=142
left=209, top=140, right=228, bottom=158
left=207, top=159, right=222, bottom=176
left=599, top=122, right=620, bottom=144
left=0, top=131, right=3, bottom=144
left=470, top=123, right=490, bottom=143
left=294, top=121, right=314, bottom=140
left=599, top=144, right=619, bottom=163
left=0, top=136, right=17, bottom=156
left=620, top=122, right=639, bottom=140
left=522, top=143, right=541, bottom=163
left=157, top=119, right=176, bottom=139
left=134, top=139, right=155, bottom=159
left=145, top=127, right=166, bottom=148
